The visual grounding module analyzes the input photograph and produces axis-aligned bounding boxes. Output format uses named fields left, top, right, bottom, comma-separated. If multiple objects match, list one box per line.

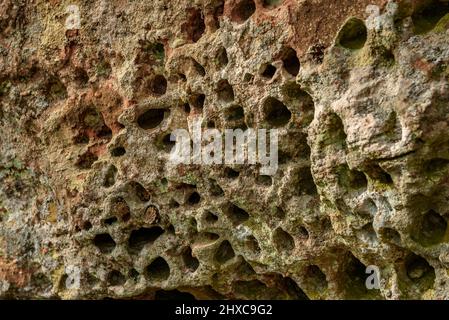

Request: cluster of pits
left=11, top=0, right=447, bottom=300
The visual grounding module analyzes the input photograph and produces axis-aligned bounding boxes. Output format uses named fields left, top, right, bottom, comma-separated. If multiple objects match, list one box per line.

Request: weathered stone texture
left=1, top=0, right=449, bottom=299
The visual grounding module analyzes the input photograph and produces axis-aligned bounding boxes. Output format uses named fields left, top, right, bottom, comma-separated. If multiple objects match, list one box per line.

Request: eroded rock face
left=1, top=0, right=449, bottom=299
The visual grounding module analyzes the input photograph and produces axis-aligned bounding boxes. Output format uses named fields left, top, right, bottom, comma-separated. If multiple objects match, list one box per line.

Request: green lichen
left=0, top=201, right=8, bottom=222
left=431, top=62, right=448, bottom=80
left=156, top=178, right=168, bottom=193
left=96, top=60, right=112, bottom=77
left=0, top=80, right=11, bottom=96
left=184, top=172, right=199, bottom=186
left=336, top=18, right=367, bottom=50
left=48, top=77, right=67, bottom=101
left=144, top=42, right=165, bottom=63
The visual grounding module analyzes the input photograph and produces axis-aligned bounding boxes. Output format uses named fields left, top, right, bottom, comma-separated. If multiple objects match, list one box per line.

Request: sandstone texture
left=1, top=0, right=449, bottom=300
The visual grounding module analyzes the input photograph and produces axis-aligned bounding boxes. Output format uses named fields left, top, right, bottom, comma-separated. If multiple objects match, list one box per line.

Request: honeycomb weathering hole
left=337, top=164, right=368, bottom=191
left=412, top=0, right=449, bottom=34
left=214, top=240, right=235, bottom=264
left=93, top=233, right=116, bottom=254
left=273, top=228, right=295, bottom=252
left=231, top=0, right=256, bottom=24
left=261, top=64, right=277, bottom=79
left=46, top=76, right=67, bottom=101
left=365, top=164, right=393, bottom=185
left=162, top=133, right=176, bottom=152
left=380, top=227, right=401, bottom=244
left=128, top=181, right=151, bottom=202
left=297, top=226, right=309, bottom=240
left=413, top=210, right=447, bottom=246
left=323, top=112, right=347, bottom=148
left=359, top=223, right=378, bottom=243
left=296, top=167, right=317, bottom=195
left=182, top=247, right=200, bottom=272
left=103, top=216, right=118, bottom=225
left=192, top=93, right=206, bottom=110
left=236, top=259, right=256, bottom=275
left=110, top=146, right=126, bottom=157
left=304, top=265, right=328, bottom=291
left=216, top=47, right=229, bottom=68
left=183, top=8, right=206, bottom=43
left=75, top=151, right=98, bottom=169
left=244, top=235, right=261, bottom=254
left=128, top=226, right=164, bottom=254
left=256, top=175, right=272, bottom=186
left=283, top=277, right=309, bottom=300
left=356, top=198, right=377, bottom=218
left=183, top=103, right=191, bottom=114
left=187, top=191, right=201, bottom=205
left=216, top=80, right=235, bottom=103
left=182, top=58, right=206, bottom=78
left=350, top=169, right=368, bottom=189
left=282, top=83, right=315, bottom=126
left=281, top=47, right=300, bottom=76
left=208, top=178, right=224, bottom=196
left=129, top=268, right=139, bottom=280
left=225, top=105, right=244, bottom=121
left=212, top=0, right=225, bottom=29
left=155, top=289, right=196, bottom=300
left=225, top=203, right=249, bottom=225
left=107, top=270, right=126, bottom=286
left=74, top=68, right=89, bottom=85
left=263, top=97, right=291, bottom=127
left=191, top=59, right=206, bottom=76
left=337, top=18, right=367, bottom=50
left=274, top=207, right=286, bottom=220
left=149, top=75, right=167, bottom=96
left=262, top=0, right=283, bottom=9
left=80, top=107, right=112, bottom=140
left=405, top=254, right=435, bottom=290
left=146, top=257, right=170, bottom=281
left=343, top=252, right=371, bottom=298
left=204, top=211, right=219, bottom=224
left=137, top=109, right=167, bottom=130
left=82, top=221, right=92, bottom=231
left=224, top=167, right=240, bottom=179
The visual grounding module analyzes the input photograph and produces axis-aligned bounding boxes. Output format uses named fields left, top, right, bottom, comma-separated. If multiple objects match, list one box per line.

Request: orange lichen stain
left=76, top=172, right=88, bottom=181
left=88, top=143, right=107, bottom=158
left=413, top=58, right=433, bottom=77
left=91, top=83, right=126, bottom=134
left=0, top=258, right=32, bottom=287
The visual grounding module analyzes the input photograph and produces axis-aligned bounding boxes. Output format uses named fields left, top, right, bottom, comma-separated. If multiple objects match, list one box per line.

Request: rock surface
left=1, top=0, right=449, bottom=299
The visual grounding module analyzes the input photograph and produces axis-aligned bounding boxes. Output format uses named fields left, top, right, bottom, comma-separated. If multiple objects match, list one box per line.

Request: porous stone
left=1, top=0, right=449, bottom=300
